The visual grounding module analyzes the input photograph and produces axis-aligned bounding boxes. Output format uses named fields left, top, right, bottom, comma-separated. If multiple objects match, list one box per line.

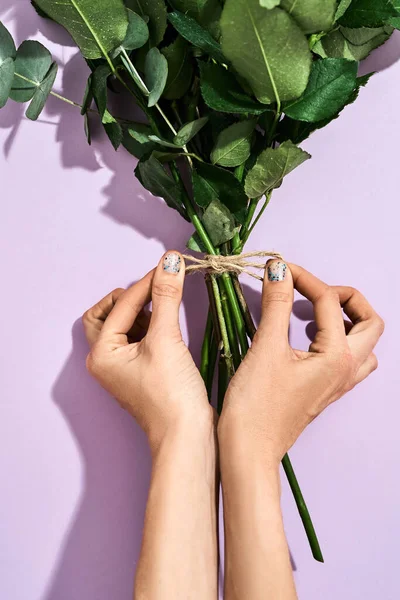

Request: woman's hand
left=219, top=260, right=384, bottom=464
left=82, top=251, right=212, bottom=451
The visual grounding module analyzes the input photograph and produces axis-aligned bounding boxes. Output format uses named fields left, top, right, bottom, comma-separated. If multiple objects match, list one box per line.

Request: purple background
left=1, top=4, right=399, bottom=599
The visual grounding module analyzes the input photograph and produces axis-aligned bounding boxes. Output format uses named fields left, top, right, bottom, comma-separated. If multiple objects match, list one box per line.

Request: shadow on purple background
left=1, top=6, right=400, bottom=598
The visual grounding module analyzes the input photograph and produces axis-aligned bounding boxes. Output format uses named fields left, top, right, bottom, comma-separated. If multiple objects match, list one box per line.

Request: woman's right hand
left=219, top=260, right=385, bottom=464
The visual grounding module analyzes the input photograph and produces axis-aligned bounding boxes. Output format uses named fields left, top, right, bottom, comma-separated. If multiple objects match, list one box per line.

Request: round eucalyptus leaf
left=26, top=61, right=58, bottom=120
left=0, top=58, right=14, bottom=108
left=10, top=40, right=52, bottom=103
left=123, top=9, right=149, bottom=51
left=0, top=21, right=16, bottom=63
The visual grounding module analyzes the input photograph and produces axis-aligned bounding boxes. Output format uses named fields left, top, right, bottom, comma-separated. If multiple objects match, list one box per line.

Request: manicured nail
left=267, top=260, right=287, bottom=282
left=163, top=252, right=181, bottom=274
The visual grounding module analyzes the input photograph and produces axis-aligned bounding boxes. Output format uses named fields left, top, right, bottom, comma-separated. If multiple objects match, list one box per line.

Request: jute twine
left=182, top=251, right=284, bottom=282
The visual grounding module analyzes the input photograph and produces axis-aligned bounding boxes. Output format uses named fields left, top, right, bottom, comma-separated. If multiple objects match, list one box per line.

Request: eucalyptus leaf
left=81, top=74, right=93, bottom=115
left=122, top=125, right=156, bottom=158
left=245, top=140, right=310, bottom=197
left=220, top=2, right=312, bottom=104
left=84, top=112, right=91, bottom=144
left=202, top=198, right=237, bottom=246
left=91, top=63, right=111, bottom=118
left=161, top=37, right=193, bottom=100
left=312, top=26, right=392, bottom=60
left=0, top=58, right=14, bottom=108
left=168, top=11, right=226, bottom=63
left=186, top=232, right=207, bottom=253
left=10, top=40, right=52, bottom=103
left=174, top=117, right=209, bottom=146
left=148, top=135, right=182, bottom=148
left=126, top=0, right=167, bottom=46
left=35, top=0, right=128, bottom=59
left=169, top=0, right=220, bottom=26
left=102, top=109, right=123, bottom=149
left=284, top=58, right=358, bottom=122
left=0, top=21, right=16, bottom=62
left=195, top=162, right=248, bottom=214
left=211, top=119, right=256, bottom=167
left=280, top=0, right=336, bottom=34
left=123, top=9, right=149, bottom=51
left=135, top=153, right=188, bottom=219
left=198, top=62, right=267, bottom=114
left=26, top=61, right=58, bottom=120
left=31, top=0, right=54, bottom=19
left=144, top=47, right=168, bottom=107
left=338, top=0, right=398, bottom=28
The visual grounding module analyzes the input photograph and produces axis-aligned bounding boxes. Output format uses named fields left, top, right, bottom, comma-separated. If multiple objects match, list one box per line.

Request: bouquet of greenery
left=1, top=0, right=396, bottom=561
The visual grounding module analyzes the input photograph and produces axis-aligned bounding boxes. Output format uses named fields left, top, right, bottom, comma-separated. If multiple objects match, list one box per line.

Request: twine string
left=182, top=251, right=284, bottom=281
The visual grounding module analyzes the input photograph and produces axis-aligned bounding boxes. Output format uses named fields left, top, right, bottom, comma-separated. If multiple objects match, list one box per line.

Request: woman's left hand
left=82, top=251, right=213, bottom=451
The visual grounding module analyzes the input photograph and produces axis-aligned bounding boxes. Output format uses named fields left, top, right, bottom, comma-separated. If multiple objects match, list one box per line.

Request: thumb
left=258, top=259, right=294, bottom=346
left=148, top=251, right=185, bottom=336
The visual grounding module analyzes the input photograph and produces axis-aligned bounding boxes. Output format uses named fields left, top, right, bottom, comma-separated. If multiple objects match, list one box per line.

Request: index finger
left=331, top=286, right=385, bottom=362
left=100, top=270, right=154, bottom=343
left=289, top=263, right=346, bottom=345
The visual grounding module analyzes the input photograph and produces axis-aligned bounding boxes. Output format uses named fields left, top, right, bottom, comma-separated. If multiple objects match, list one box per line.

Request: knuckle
left=85, top=343, right=105, bottom=375
left=375, top=316, right=385, bottom=336
left=152, top=282, right=180, bottom=300
left=263, top=290, right=291, bottom=305
left=370, top=354, right=379, bottom=372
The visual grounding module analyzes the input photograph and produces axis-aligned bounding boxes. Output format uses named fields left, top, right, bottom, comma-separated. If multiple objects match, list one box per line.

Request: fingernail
left=163, top=252, right=181, bottom=274
left=267, top=260, right=287, bottom=282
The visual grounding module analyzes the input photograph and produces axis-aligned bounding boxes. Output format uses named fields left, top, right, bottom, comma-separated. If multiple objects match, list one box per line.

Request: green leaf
left=80, top=74, right=93, bottom=115
left=211, top=119, right=256, bottom=167
left=102, top=109, right=123, bottom=149
left=280, top=0, right=336, bottom=33
left=168, top=11, right=226, bottom=63
left=195, top=162, right=248, bottom=214
left=144, top=47, right=168, bottom=107
left=174, top=117, right=209, bottom=146
left=335, top=0, right=352, bottom=20
left=123, top=9, right=149, bottom=51
left=260, top=0, right=281, bottom=7
left=161, top=37, right=193, bottom=100
left=221, top=2, right=312, bottom=104
left=169, top=0, right=220, bottom=26
left=0, top=21, right=16, bottom=62
left=84, top=113, right=91, bottom=144
left=284, top=58, right=358, bottom=122
left=278, top=73, right=373, bottom=144
left=126, top=0, right=167, bottom=46
left=135, top=153, right=188, bottom=219
left=202, top=198, right=237, bottom=246
left=10, top=40, right=52, bottom=103
left=122, top=124, right=156, bottom=158
left=198, top=62, right=267, bottom=114
left=186, top=231, right=207, bottom=253
left=148, top=135, right=182, bottom=148
left=245, top=140, right=310, bottom=197
left=313, top=26, right=393, bottom=60
left=34, top=0, right=128, bottom=59
left=91, top=63, right=111, bottom=118
left=0, top=58, right=14, bottom=108
left=192, top=169, right=213, bottom=208
left=25, top=61, right=58, bottom=120
left=338, top=0, right=398, bottom=28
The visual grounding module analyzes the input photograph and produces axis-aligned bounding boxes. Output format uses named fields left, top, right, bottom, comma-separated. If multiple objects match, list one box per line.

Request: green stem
left=210, top=276, right=235, bottom=380
left=220, top=273, right=249, bottom=355
left=200, top=311, right=218, bottom=400
left=238, top=198, right=259, bottom=250
left=282, top=455, right=324, bottom=562
left=218, top=279, right=241, bottom=369
left=231, top=275, right=257, bottom=339
left=241, top=191, right=272, bottom=248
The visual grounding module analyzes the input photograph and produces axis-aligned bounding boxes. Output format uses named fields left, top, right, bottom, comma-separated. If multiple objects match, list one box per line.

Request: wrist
left=218, top=411, right=281, bottom=473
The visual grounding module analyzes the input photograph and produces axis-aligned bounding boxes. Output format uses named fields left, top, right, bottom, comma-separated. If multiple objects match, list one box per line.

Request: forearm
left=219, top=424, right=297, bottom=600
left=135, top=416, right=218, bottom=600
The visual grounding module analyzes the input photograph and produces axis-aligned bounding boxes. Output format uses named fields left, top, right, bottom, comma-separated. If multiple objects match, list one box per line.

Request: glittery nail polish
left=163, top=252, right=181, bottom=274
left=267, top=261, right=287, bottom=282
